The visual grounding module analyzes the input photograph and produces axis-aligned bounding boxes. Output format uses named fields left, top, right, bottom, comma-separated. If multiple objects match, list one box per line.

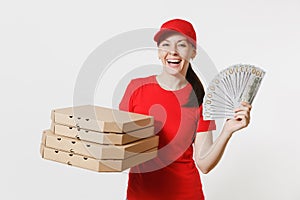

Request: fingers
left=234, top=101, right=252, bottom=113
left=241, top=101, right=252, bottom=111
left=233, top=102, right=251, bottom=126
left=223, top=102, right=252, bottom=133
left=234, top=110, right=250, bottom=120
left=233, top=114, right=249, bottom=128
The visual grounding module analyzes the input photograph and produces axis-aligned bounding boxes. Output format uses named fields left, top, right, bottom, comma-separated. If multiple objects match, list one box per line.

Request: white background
left=1, top=0, right=300, bottom=199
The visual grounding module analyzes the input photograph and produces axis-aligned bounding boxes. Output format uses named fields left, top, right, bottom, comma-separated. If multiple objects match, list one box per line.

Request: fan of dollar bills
left=203, top=64, right=266, bottom=120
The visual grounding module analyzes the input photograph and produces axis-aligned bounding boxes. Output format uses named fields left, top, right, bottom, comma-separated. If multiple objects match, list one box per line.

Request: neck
left=156, top=72, right=188, bottom=91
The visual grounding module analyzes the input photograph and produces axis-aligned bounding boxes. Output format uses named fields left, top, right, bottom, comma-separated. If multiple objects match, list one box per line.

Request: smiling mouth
left=167, top=59, right=182, bottom=64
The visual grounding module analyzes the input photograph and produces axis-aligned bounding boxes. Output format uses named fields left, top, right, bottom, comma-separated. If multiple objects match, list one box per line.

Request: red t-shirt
left=119, top=75, right=216, bottom=200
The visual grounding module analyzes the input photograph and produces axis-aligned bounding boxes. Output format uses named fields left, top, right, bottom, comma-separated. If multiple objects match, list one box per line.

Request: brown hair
left=184, top=63, right=205, bottom=107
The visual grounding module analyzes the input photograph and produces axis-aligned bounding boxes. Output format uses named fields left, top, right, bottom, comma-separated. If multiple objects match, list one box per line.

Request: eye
left=178, top=43, right=187, bottom=47
left=161, top=43, right=169, bottom=47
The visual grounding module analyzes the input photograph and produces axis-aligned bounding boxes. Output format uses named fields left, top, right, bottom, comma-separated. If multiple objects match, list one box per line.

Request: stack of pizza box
left=40, top=105, right=158, bottom=172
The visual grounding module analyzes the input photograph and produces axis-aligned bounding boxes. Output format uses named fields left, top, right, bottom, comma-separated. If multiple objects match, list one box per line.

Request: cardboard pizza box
left=51, top=123, right=155, bottom=145
left=42, top=130, right=159, bottom=160
left=51, top=105, right=154, bottom=133
left=40, top=144, right=157, bottom=172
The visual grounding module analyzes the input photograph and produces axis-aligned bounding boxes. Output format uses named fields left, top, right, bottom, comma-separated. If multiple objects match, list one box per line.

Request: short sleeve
left=196, top=104, right=216, bottom=132
left=119, top=80, right=137, bottom=112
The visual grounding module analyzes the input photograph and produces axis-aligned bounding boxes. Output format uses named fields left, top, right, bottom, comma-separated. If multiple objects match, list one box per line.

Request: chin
left=164, top=65, right=184, bottom=76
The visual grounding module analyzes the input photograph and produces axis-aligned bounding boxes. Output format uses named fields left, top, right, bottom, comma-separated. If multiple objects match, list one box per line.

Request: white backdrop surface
left=1, top=0, right=300, bottom=199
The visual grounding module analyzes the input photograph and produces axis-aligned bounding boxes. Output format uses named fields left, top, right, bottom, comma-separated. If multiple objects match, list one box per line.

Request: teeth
left=167, top=59, right=181, bottom=62
left=167, top=59, right=181, bottom=64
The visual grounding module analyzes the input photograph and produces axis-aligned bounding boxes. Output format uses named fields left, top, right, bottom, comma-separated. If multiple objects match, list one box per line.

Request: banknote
left=203, top=64, right=266, bottom=120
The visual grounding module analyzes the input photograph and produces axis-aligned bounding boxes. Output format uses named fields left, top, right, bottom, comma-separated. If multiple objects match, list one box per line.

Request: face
left=157, top=33, right=196, bottom=76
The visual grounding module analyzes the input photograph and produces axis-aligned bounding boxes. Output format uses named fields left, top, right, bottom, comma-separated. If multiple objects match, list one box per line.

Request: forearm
left=195, top=102, right=252, bottom=174
left=195, top=129, right=233, bottom=174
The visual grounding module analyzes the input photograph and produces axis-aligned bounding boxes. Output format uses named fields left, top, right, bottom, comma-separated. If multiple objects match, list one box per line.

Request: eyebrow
left=161, top=39, right=188, bottom=43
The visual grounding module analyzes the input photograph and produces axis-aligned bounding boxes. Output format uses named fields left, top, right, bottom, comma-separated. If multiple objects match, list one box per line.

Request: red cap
left=154, top=19, right=196, bottom=46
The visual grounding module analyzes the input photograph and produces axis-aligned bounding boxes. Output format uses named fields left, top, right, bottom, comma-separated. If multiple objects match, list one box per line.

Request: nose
left=168, top=45, right=179, bottom=55
left=168, top=50, right=178, bottom=56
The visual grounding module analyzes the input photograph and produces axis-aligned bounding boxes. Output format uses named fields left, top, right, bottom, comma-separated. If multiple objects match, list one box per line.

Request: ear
left=191, top=49, right=197, bottom=59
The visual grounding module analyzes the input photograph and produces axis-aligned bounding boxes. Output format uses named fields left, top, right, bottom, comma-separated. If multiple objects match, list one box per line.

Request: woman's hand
left=223, top=101, right=252, bottom=135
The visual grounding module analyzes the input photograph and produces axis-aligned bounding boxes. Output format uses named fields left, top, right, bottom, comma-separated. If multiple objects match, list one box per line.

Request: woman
left=119, top=18, right=251, bottom=200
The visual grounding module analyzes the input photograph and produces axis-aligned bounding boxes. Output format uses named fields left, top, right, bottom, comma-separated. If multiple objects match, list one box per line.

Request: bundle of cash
left=203, top=64, right=266, bottom=120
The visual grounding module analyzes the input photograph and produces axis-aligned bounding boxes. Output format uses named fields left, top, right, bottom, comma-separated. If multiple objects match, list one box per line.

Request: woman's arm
left=194, top=101, right=252, bottom=174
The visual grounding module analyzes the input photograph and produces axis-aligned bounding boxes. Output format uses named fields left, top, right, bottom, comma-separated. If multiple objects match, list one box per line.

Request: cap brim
left=154, top=29, right=176, bottom=43
left=153, top=28, right=196, bottom=46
